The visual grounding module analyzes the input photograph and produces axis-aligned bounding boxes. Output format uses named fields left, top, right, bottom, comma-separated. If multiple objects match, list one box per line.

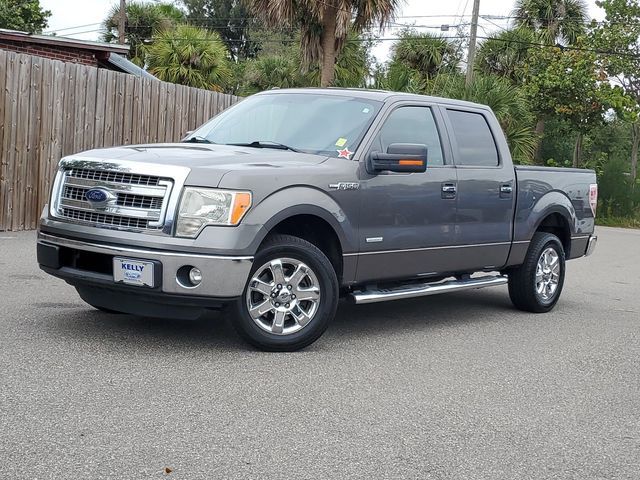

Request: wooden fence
left=0, top=49, right=240, bottom=231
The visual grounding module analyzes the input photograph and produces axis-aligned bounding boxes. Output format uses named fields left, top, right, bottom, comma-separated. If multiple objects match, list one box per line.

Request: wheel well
left=536, top=213, right=571, bottom=257
left=263, top=215, right=343, bottom=281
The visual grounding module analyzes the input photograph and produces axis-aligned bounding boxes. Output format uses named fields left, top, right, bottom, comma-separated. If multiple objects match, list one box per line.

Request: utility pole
left=465, top=0, right=480, bottom=87
left=118, top=0, right=126, bottom=45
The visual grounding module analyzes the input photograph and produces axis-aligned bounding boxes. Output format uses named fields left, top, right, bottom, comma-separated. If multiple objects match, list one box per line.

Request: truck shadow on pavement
left=45, top=288, right=524, bottom=352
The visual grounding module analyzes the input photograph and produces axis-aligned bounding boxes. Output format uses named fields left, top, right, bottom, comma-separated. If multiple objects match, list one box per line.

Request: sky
left=40, top=0, right=607, bottom=63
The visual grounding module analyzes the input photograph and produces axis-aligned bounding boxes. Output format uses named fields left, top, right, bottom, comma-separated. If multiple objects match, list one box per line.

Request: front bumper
left=37, top=232, right=253, bottom=316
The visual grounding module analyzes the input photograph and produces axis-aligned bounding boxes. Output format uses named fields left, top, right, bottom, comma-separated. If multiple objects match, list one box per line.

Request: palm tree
left=102, top=1, right=185, bottom=66
left=429, top=74, right=538, bottom=163
left=391, top=29, right=461, bottom=79
left=243, top=0, right=402, bottom=87
left=145, top=25, right=232, bottom=91
left=512, top=0, right=588, bottom=162
left=513, top=0, right=588, bottom=45
left=475, top=27, right=537, bottom=82
left=237, top=31, right=372, bottom=94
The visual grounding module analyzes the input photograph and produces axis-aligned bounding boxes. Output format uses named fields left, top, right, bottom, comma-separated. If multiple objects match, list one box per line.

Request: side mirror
left=368, top=143, right=428, bottom=174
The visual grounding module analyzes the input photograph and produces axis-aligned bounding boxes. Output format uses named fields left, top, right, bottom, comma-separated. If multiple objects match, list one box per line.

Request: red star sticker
left=337, top=147, right=353, bottom=159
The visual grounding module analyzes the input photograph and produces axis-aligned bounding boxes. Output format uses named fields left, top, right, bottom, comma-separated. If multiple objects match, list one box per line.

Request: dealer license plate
left=113, top=257, right=155, bottom=287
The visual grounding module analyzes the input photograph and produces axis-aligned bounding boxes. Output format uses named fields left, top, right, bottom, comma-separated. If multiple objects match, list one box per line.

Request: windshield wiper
left=226, top=141, right=299, bottom=152
left=184, top=136, right=213, bottom=144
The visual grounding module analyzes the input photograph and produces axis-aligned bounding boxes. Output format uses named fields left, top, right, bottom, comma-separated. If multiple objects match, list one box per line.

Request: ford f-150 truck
left=37, top=88, right=598, bottom=351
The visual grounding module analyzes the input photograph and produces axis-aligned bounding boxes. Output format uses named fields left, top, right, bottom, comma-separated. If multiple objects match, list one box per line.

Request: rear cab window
left=446, top=109, right=499, bottom=167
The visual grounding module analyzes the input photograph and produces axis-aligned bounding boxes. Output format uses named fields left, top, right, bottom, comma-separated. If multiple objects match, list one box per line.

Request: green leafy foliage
left=0, top=0, right=50, bottom=33
left=180, top=0, right=256, bottom=60
left=102, top=1, right=185, bottom=66
left=476, top=27, right=537, bottom=82
left=145, top=25, right=232, bottom=91
left=242, top=0, right=401, bottom=86
left=513, top=0, right=588, bottom=45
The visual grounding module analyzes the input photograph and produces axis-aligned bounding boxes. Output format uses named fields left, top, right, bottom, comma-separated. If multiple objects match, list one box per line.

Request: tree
left=236, top=31, right=374, bottom=94
left=522, top=44, right=608, bottom=166
left=513, top=0, right=589, bottom=45
left=429, top=74, right=538, bottom=163
left=145, top=25, right=232, bottom=91
left=180, top=0, right=256, bottom=61
left=0, top=0, right=50, bottom=33
left=102, top=1, right=185, bottom=66
left=390, top=29, right=461, bottom=79
left=243, top=0, right=401, bottom=87
left=475, top=27, right=537, bottom=82
left=591, top=0, right=640, bottom=183
left=513, top=0, right=589, bottom=161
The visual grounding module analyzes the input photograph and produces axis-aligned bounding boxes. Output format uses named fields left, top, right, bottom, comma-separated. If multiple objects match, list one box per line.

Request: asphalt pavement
left=1, top=227, right=638, bottom=479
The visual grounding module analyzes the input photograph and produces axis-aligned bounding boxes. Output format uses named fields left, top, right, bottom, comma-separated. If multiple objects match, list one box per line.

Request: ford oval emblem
left=85, top=188, right=110, bottom=203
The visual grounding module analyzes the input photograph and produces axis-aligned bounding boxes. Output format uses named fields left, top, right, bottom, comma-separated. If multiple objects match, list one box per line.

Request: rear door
left=441, top=107, right=515, bottom=271
left=355, top=103, right=458, bottom=282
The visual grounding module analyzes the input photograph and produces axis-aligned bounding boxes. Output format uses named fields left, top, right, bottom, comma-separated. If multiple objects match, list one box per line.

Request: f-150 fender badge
left=329, top=182, right=360, bottom=190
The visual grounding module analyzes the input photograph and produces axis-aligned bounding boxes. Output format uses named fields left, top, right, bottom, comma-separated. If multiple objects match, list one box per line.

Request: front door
left=355, top=104, right=458, bottom=282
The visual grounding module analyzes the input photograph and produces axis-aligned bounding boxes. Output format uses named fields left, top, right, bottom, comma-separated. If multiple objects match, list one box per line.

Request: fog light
left=189, top=267, right=202, bottom=286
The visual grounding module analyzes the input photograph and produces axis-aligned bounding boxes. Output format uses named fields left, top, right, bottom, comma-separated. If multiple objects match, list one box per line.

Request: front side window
left=371, top=106, right=445, bottom=166
left=189, top=93, right=382, bottom=158
left=446, top=110, right=499, bottom=166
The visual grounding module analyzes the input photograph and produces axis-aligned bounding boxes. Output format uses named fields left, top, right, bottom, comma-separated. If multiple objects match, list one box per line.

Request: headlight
left=176, top=188, right=252, bottom=237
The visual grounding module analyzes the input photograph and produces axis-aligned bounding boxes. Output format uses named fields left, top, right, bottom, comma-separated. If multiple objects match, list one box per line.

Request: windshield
left=188, top=93, right=382, bottom=158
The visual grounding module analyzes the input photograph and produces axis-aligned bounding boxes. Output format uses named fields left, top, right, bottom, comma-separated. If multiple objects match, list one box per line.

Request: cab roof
left=255, top=87, right=489, bottom=111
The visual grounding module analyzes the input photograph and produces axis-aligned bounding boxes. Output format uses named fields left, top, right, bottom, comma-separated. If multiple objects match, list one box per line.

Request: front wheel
left=508, top=232, right=566, bottom=313
left=230, top=234, right=339, bottom=351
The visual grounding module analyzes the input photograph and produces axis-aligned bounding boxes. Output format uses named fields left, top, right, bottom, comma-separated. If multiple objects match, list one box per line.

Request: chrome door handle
left=441, top=183, right=457, bottom=199
left=500, top=184, right=513, bottom=198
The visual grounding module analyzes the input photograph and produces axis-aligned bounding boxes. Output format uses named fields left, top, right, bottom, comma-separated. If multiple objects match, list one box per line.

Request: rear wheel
left=508, top=232, right=566, bottom=313
left=231, top=234, right=339, bottom=351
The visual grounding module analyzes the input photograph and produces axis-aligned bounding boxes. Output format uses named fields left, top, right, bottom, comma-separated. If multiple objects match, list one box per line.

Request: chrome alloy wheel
left=246, top=258, right=321, bottom=335
left=535, top=247, right=561, bottom=301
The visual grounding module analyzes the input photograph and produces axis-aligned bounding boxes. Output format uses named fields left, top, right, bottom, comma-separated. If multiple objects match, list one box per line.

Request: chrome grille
left=67, top=168, right=161, bottom=186
left=53, top=166, right=173, bottom=232
left=60, top=208, right=153, bottom=230
left=62, top=186, right=163, bottom=210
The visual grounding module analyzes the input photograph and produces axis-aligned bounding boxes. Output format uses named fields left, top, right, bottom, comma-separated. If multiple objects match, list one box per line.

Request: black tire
left=230, top=234, right=339, bottom=351
left=508, top=232, right=566, bottom=313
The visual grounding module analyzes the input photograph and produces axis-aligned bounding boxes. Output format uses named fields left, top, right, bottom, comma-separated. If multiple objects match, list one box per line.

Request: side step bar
left=350, top=275, right=508, bottom=305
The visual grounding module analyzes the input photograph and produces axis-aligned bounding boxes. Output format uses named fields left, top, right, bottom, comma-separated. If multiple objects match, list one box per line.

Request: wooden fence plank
left=131, top=77, right=143, bottom=144
left=61, top=62, right=77, bottom=158
left=36, top=58, right=54, bottom=219
left=25, top=56, right=43, bottom=229
left=72, top=63, right=88, bottom=155
left=83, top=66, right=98, bottom=153
left=12, top=54, right=32, bottom=230
left=2, top=52, right=20, bottom=231
left=102, top=70, right=117, bottom=148
left=122, top=75, right=135, bottom=145
left=93, top=69, right=107, bottom=148
left=49, top=59, right=65, bottom=185
left=0, top=50, right=8, bottom=230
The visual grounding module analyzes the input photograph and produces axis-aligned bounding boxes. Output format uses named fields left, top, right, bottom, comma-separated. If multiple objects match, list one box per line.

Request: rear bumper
left=585, top=235, right=598, bottom=257
left=37, top=232, right=253, bottom=317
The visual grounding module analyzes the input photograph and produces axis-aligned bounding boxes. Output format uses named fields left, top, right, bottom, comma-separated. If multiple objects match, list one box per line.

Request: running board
left=350, top=275, right=508, bottom=305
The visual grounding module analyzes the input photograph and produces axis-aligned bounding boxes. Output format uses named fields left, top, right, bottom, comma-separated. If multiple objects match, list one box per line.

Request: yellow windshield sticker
left=335, top=137, right=347, bottom=147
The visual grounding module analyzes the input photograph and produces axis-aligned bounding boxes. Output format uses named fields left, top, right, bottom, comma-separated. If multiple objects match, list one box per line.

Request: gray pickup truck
left=38, top=88, right=598, bottom=351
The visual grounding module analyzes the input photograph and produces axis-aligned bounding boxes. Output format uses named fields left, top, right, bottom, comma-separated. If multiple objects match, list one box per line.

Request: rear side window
left=446, top=110, right=499, bottom=166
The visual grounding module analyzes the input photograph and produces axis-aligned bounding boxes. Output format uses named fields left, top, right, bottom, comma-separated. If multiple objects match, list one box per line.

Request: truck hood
left=73, top=143, right=329, bottom=186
